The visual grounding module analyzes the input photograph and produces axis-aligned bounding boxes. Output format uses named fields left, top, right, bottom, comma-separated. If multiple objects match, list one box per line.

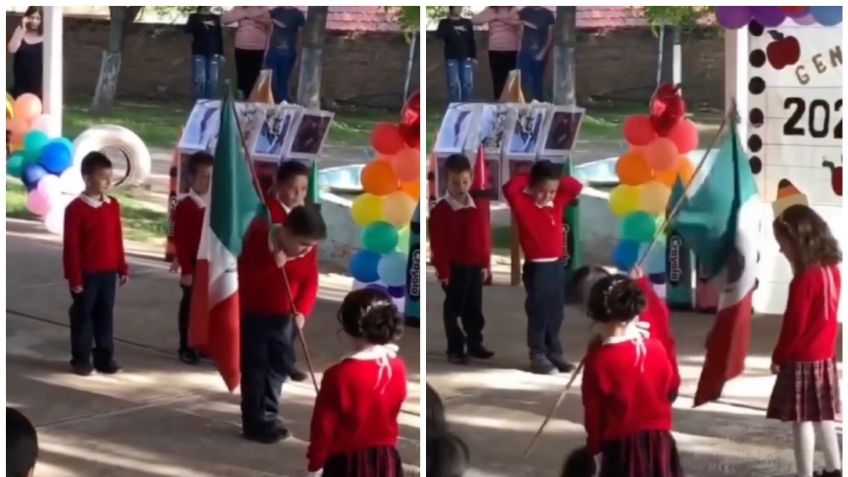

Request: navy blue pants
left=240, top=313, right=295, bottom=434
left=522, top=261, right=565, bottom=361
left=178, top=285, right=192, bottom=353
left=443, top=264, right=485, bottom=355
left=69, top=272, right=117, bottom=367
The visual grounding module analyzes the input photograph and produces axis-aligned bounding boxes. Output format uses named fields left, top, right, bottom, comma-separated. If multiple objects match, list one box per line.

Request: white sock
left=814, top=420, right=842, bottom=471
left=793, top=422, right=815, bottom=477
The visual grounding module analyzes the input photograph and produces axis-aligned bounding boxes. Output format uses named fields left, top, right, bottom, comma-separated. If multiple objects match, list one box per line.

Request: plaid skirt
left=600, top=430, right=684, bottom=477
left=323, top=446, right=403, bottom=477
left=767, top=358, right=841, bottom=422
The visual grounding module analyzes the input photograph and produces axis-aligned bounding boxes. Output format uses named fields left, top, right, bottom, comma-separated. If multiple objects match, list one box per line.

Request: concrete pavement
left=6, top=222, right=421, bottom=477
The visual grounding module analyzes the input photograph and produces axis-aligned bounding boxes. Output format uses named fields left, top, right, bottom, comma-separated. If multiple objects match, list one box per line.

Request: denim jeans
left=518, top=49, right=546, bottom=102
left=266, top=49, right=297, bottom=103
left=445, top=58, right=475, bottom=103
left=192, top=54, right=223, bottom=100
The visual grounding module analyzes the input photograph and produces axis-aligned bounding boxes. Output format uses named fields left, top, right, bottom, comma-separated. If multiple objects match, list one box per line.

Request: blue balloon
left=365, top=283, right=390, bottom=297
left=349, top=250, right=381, bottom=283
left=640, top=242, right=667, bottom=275
left=377, top=252, right=408, bottom=287
left=810, top=6, right=842, bottom=26
left=40, top=141, right=73, bottom=174
left=387, top=285, right=405, bottom=298
left=21, top=163, right=48, bottom=191
left=612, top=240, right=641, bottom=271
left=54, top=137, right=74, bottom=154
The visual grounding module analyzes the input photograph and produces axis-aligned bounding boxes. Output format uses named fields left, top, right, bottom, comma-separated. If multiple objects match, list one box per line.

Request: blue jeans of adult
left=266, top=49, right=297, bottom=103
left=192, top=54, right=223, bottom=100
left=518, top=48, right=546, bottom=102
left=445, top=58, right=475, bottom=103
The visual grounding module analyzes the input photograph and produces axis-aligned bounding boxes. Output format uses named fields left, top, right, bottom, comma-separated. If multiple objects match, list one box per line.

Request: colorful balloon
left=613, top=240, right=641, bottom=271
left=362, top=221, right=399, bottom=254
left=644, top=137, right=679, bottom=172
left=6, top=152, right=26, bottom=178
left=351, top=193, right=384, bottom=227
left=622, top=115, right=656, bottom=146
left=6, top=117, right=29, bottom=136
left=59, top=168, right=86, bottom=194
left=383, top=191, right=416, bottom=227
left=397, top=226, right=411, bottom=252
left=616, top=150, right=653, bottom=185
left=640, top=181, right=672, bottom=214
left=361, top=160, right=398, bottom=196
left=14, top=93, right=42, bottom=120
left=23, top=130, right=50, bottom=161
left=751, top=7, right=787, bottom=27
left=609, top=185, right=641, bottom=217
left=653, top=164, right=680, bottom=188
left=29, top=114, right=51, bottom=133
left=640, top=242, right=667, bottom=275
left=390, top=147, right=420, bottom=183
left=793, top=12, right=817, bottom=25
left=667, top=119, right=698, bottom=154
left=810, top=6, right=842, bottom=26
left=21, top=163, right=48, bottom=191
left=26, top=189, right=52, bottom=216
left=377, top=252, right=408, bottom=287
left=399, top=179, right=420, bottom=200
left=620, top=211, right=658, bottom=242
left=40, top=140, right=74, bottom=174
left=716, top=6, right=752, bottom=29
left=349, top=249, right=382, bottom=283
left=371, top=122, right=406, bottom=156
left=44, top=206, right=65, bottom=235
left=36, top=174, right=61, bottom=200
left=678, top=156, right=695, bottom=186
left=781, top=7, right=809, bottom=18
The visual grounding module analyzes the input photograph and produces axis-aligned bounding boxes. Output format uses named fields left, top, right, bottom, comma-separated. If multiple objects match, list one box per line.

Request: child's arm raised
left=633, top=273, right=680, bottom=392
left=555, top=175, right=583, bottom=207
left=502, top=174, right=530, bottom=207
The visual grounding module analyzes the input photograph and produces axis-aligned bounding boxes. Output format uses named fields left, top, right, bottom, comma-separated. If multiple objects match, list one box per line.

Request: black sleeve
left=296, top=9, right=306, bottom=28
left=435, top=19, right=447, bottom=40
left=184, top=14, right=195, bottom=34
left=465, top=20, right=477, bottom=59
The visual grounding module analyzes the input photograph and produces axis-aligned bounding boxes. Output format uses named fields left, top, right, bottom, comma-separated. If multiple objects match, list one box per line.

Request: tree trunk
left=91, top=6, right=141, bottom=114
left=551, top=7, right=576, bottom=106
left=404, top=32, right=420, bottom=99
left=296, top=7, right=328, bottom=109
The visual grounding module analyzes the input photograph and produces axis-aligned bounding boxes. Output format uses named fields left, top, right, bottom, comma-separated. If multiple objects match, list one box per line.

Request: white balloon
left=36, top=174, right=61, bottom=199
left=30, top=114, right=51, bottom=133
left=44, top=207, right=65, bottom=235
left=59, top=168, right=85, bottom=194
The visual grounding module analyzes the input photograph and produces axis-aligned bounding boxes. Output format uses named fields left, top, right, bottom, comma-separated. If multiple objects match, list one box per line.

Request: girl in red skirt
left=768, top=205, right=842, bottom=477
left=581, top=274, right=684, bottom=477
left=306, top=289, right=408, bottom=477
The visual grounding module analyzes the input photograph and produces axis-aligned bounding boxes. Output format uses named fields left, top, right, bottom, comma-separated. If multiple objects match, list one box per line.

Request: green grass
left=6, top=181, right=168, bottom=246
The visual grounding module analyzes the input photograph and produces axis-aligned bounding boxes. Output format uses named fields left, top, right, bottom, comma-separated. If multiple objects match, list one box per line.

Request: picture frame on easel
left=287, top=110, right=335, bottom=161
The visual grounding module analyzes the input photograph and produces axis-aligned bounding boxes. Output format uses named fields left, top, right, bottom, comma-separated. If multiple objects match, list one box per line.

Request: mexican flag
left=189, top=93, right=261, bottom=391
left=670, top=120, right=759, bottom=407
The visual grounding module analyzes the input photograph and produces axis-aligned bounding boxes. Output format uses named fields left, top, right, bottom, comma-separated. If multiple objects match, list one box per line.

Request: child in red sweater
left=307, top=288, right=407, bottom=476
left=581, top=274, right=683, bottom=477
left=63, top=152, right=128, bottom=376
left=429, top=154, right=494, bottom=364
left=502, top=160, right=582, bottom=374
left=238, top=205, right=326, bottom=444
left=768, top=204, right=842, bottom=477
left=172, top=151, right=213, bottom=365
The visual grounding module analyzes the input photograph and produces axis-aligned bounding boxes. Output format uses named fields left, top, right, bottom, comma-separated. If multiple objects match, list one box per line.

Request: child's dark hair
left=444, top=154, right=472, bottom=175
left=285, top=205, right=327, bottom=241
left=80, top=151, right=113, bottom=177
left=7, top=407, right=38, bottom=477
left=587, top=274, right=646, bottom=323
left=561, top=446, right=596, bottom=477
left=566, top=265, right=611, bottom=305
left=276, top=159, right=310, bottom=184
left=338, top=289, right=403, bottom=345
left=773, top=204, right=842, bottom=272
left=427, top=384, right=449, bottom=439
left=426, top=385, right=470, bottom=477
left=188, top=151, right=214, bottom=175
left=529, top=159, right=562, bottom=186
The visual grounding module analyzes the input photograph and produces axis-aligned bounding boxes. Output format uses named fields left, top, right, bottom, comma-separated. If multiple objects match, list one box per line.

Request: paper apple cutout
left=766, top=31, right=801, bottom=70
left=822, top=160, right=842, bottom=196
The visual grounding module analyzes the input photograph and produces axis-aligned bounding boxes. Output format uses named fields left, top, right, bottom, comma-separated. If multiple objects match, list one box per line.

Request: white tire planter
left=72, top=125, right=151, bottom=188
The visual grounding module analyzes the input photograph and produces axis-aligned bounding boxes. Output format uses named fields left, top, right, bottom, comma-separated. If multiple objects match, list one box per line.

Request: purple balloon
left=387, top=285, right=405, bottom=298
left=716, top=6, right=752, bottom=29
left=365, top=283, right=390, bottom=296
left=751, top=7, right=787, bottom=27
left=794, top=12, right=817, bottom=25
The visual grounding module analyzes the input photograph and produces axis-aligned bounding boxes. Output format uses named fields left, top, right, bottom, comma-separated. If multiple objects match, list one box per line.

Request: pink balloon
left=667, top=119, right=699, bottom=154
left=794, top=12, right=817, bottom=25
left=26, top=189, right=52, bottom=216
left=36, top=174, right=61, bottom=199
left=29, top=114, right=51, bottom=133
left=44, top=207, right=65, bottom=235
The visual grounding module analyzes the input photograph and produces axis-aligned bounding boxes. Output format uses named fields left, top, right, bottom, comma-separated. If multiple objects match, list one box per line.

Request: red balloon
left=371, top=123, right=405, bottom=155
left=623, top=115, right=656, bottom=146
left=781, top=6, right=808, bottom=17
left=667, top=119, right=699, bottom=154
left=650, top=84, right=686, bottom=136
left=399, top=91, right=420, bottom=148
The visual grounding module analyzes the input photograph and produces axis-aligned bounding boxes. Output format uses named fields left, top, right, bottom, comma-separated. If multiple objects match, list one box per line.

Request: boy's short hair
left=80, top=151, right=113, bottom=177
left=444, top=154, right=472, bottom=175
left=529, top=160, right=562, bottom=186
left=188, top=151, right=214, bottom=175
left=276, top=160, right=310, bottom=185
left=286, top=205, right=327, bottom=241
left=7, top=407, right=38, bottom=477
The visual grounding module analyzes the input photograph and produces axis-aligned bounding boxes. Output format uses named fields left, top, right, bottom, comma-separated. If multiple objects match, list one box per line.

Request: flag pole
left=280, top=267, right=321, bottom=394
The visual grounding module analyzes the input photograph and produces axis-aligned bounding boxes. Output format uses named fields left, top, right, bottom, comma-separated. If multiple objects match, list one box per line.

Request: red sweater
left=428, top=196, right=491, bottom=280
left=63, top=195, right=128, bottom=289
left=502, top=174, right=582, bottom=260
left=173, top=194, right=205, bottom=277
left=238, top=217, right=319, bottom=316
left=582, top=337, right=673, bottom=454
left=307, top=355, right=407, bottom=471
left=772, top=264, right=841, bottom=364
left=266, top=196, right=292, bottom=224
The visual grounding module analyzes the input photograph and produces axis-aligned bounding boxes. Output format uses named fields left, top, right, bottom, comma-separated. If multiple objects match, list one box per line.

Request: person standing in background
left=7, top=6, right=44, bottom=99
left=436, top=7, right=477, bottom=103
left=221, top=7, right=271, bottom=100
left=472, top=6, right=520, bottom=100
left=266, top=6, right=305, bottom=103
left=517, top=6, right=555, bottom=102
left=185, top=7, right=225, bottom=100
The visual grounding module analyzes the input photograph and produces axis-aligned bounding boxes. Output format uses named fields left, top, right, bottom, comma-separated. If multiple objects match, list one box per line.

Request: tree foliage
left=643, top=6, right=714, bottom=33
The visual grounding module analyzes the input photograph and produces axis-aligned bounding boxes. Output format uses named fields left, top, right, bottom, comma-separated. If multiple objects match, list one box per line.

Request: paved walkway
left=425, top=266, right=842, bottom=477
left=6, top=223, right=421, bottom=476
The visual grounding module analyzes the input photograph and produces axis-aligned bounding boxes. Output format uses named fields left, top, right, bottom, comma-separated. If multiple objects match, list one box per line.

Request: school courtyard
left=5, top=221, right=421, bottom=476
left=426, top=265, right=844, bottom=477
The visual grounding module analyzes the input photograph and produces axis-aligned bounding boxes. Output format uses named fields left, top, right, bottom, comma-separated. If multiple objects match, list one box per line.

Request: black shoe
left=71, top=362, right=94, bottom=376
left=468, top=345, right=495, bottom=360
left=288, top=367, right=308, bottom=382
left=179, top=350, right=199, bottom=365
left=815, top=470, right=842, bottom=477
left=549, top=357, right=576, bottom=373
left=274, top=419, right=291, bottom=438
left=243, top=428, right=284, bottom=444
left=447, top=353, right=470, bottom=365
left=530, top=359, right=557, bottom=375
left=94, top=360, right=122, bottom=374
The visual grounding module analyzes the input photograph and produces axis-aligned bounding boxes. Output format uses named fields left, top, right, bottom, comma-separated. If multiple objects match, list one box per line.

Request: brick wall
left=6, top=14, right=412, bottom=109
left=426, top=27, right=725, bottom=108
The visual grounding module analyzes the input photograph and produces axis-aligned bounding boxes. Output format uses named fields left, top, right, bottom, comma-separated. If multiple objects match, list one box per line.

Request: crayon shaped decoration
left=772, top=178, right=809, bottom=217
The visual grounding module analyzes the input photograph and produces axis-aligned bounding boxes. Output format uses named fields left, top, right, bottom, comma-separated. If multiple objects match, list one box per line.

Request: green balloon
left=23, top=130, right=50, bottom=161
left=620, top=211, right=658, bottom=242
left=396, top=226, right=411, bottom=252
left=362, top=221, right=399, bottom=254
left=6, top=152, right=26, bottom=178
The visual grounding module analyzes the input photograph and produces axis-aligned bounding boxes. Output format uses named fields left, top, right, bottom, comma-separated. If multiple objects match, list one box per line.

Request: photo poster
left=539, top=106, right=586, bottom=158
left=287, top=110, right=335, bottom=161
left=747, top=19, right=843, bottom=314
left=433, top=102, right=480, bottom=156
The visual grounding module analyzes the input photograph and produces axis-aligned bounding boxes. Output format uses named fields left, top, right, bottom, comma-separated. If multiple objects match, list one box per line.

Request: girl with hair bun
left=581, top=275, right=684, bottom=477
left=306, top=289, right=407, bottom=477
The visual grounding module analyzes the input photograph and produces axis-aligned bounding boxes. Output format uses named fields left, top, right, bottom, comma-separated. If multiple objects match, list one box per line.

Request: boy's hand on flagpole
left=71, top=286, right=83, bottom=294
left=119, top=275, right=129, bottom=287
left=294, top=313, right=305, bottom=330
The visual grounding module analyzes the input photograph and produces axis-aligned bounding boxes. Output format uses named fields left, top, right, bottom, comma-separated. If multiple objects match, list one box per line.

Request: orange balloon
left=14, top=93, right=42, bottom=121
left=653, top=167, right=678, bottom=188
left=361, top=160, right=398, bottom=196
left=9, top=136, right=24, bottom=152
left=678, top=156, right=695, bottom=185
left=390, top=147, right=420, bottom=182
left=616, top=150, right=653, bottom=185
left=644, top=137, right=680, bottom=172
left=400, top=179, right=420, bottom=200
left=6, top=117, right=29, bottom=136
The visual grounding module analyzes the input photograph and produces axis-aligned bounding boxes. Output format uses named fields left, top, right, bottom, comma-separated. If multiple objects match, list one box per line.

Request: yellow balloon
left=640, top=181, right=672, bottom=215
left=383, top=191, right=416, bottom=226
left=609, top=185, right=640, bottom=217
left=351, top=193, right=384, bottom=227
